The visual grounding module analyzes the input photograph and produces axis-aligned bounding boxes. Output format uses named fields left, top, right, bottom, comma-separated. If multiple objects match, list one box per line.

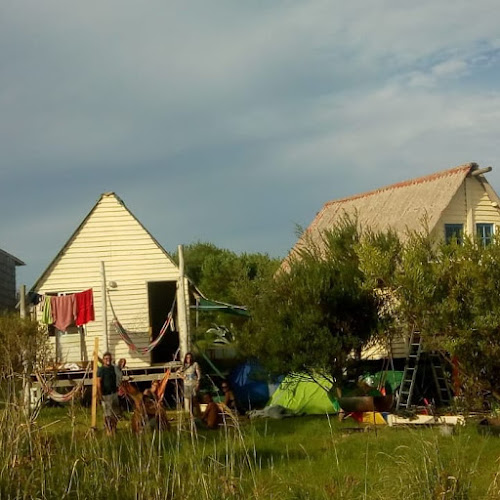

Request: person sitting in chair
left=221, top=380, right=238, bottom=414
left=200, top=393, right=222, bottom=429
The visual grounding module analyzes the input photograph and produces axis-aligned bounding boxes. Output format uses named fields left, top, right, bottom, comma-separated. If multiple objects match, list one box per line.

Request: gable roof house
left=0, top=249, right=24, bottom=311
left=30, top=192, right=191, bottom=370
left=284, top=162, right=500, bottom=358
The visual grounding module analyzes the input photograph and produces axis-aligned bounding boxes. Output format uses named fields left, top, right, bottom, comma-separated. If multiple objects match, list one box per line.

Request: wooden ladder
left=396, top=330, right=422, bottom=411
left=430, top=353, right=453, bottom=407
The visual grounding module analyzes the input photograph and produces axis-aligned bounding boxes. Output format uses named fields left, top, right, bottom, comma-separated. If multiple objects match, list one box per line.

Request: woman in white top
left=180, top=352, right=201, bottom=414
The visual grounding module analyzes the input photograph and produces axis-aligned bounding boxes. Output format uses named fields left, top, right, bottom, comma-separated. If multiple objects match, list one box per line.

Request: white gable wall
left=33, top=194, right=183, bottom=368
left=432, top=176, right=500, bottom=240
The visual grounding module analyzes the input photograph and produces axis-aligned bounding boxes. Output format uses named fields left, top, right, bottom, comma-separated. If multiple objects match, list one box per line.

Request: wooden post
left=177, top=245, right=190, bottom=360
left=19, top=284, right=26, bottom=319
left=195, top=297, right=199, bottom=328
left=20, top=285, right=31, bottom=414
left=91, top=336, right=99, bottom=430
left=101, top=261, right=109, bottom=352
left=177, top=245, right=191, bottom=412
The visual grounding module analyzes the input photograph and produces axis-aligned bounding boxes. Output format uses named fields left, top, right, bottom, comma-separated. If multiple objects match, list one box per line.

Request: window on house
left=445, top=224, right=464, bottom=244
left=48, top=324, right=81, bottom=337
left=477, top=223, right=494, bottom=246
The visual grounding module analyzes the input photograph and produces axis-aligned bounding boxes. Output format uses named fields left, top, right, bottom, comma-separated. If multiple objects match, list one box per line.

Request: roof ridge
left=0, top=248, right=24, bottom=266
left=324, top=163, right=477, bottom=208
left=30, top=192, right=178, bottom=291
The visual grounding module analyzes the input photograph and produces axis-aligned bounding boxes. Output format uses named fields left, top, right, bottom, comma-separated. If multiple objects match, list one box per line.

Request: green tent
left=268, top=374, right=341, bottom=414
left=362, top=370, right=404, bottom=394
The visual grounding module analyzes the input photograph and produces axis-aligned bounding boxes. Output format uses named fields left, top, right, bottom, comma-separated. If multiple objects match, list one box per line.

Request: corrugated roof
left=285, top=163, right=478, bottom=266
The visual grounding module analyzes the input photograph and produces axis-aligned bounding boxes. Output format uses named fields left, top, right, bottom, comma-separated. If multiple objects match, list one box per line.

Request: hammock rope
left=35, top=363, right=92, bottom=403
left=108, top=291, right=177, bottom=354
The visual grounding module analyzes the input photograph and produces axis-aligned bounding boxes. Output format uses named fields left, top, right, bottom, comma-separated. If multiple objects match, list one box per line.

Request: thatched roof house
left=285, top=162, right=500, bottom=266
left=284, top=162, right=500, bottom=360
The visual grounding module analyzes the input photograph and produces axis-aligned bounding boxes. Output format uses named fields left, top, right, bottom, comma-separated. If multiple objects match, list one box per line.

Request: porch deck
left=32, top=361, right=183, bottom=388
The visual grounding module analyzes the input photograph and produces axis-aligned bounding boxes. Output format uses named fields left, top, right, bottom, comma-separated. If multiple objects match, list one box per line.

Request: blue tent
left=229, top=360, right=277, bottom=410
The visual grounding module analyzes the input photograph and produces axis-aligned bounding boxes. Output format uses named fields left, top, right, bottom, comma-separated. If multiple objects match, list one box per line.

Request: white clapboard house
left=30, top=192, right=191, bottom=384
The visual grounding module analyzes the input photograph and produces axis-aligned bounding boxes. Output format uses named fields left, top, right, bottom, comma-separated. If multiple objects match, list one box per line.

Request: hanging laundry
left=51, top=295, right=77, bottom=331
left=40, top=295, right=53, bottom=324
left=27, top=292, right=42, bottom=305
left=75, top=289, right=95, bottom=326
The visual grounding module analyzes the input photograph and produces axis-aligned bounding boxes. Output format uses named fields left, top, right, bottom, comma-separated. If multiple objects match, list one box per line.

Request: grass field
left=2, top=404, right=500, bottom=499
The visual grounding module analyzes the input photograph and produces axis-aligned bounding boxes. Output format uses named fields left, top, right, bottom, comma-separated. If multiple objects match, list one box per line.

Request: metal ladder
left=430, top=353, right=453, bottom=407
left=396, top=330, right=422, bottom=411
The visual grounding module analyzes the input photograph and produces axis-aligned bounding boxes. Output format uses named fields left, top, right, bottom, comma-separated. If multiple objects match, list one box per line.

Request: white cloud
left=432, top=59, right=468, bottom=77
left=2, top=0, right=500, bottom=284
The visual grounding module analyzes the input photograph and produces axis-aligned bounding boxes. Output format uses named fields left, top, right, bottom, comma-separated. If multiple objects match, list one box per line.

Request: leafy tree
left=176, top=229, right=500, bottom=406
left=392, top=233, right=500, bottom=403
left=0, top=312, right=49, bottom=377
left=176, top=242, right=224, bottom=287
left=0, top=312, right=50, bottom=405
left=240, top=218, right=386, bottom=388
left=172, top=242, right=280, bottom=344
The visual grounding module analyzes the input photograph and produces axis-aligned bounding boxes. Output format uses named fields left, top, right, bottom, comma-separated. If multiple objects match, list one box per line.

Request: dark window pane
left=445, top=224, right=463, bottom=244
left=477, top=223, right=494, bottom=246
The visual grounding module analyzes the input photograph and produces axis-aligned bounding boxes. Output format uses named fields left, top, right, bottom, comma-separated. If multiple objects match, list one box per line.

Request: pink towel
left=51, top=295, right=76, bottom=331
left=75, top=289, right=95, bottom=326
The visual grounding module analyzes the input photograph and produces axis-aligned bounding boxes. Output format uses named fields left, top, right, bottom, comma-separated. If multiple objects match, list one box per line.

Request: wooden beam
left=91, top=337, right=99, bottom=430
left=177, top=244, right=189, bottom=360
left=471, top=166, right=492, bottom=176
left=101, top=262, right=109, bottom=352
left=20, top=284, right=31, bottom=414
left=19, top=284, right=26, bottom=319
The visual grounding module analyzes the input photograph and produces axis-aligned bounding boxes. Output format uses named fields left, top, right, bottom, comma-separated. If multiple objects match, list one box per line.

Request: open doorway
left=147, top=281, right=179, bottom=364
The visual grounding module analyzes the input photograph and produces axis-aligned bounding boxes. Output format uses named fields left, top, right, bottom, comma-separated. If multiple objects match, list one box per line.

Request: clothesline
left=38, top=289, right=95, bottom=330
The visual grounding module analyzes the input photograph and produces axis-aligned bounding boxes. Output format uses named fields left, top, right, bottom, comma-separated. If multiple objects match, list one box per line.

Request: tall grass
left=0, top=403, right=498, bottom=499
left=0, top=404, right=260, bottom=499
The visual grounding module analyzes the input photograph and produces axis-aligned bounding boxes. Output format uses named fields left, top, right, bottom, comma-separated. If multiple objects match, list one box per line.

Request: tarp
left=191, top=298, right=250, bottom=317
left=268, top=374, right=341, bottom=415
left=350, top=411, right=387, bottom=425
left=362, top=370, right=404, bottom=394
left=229, top=360, right=271, bottom=410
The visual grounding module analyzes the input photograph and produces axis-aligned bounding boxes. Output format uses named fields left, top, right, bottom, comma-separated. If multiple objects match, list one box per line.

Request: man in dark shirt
left=97, top=351, right=120, bottom=435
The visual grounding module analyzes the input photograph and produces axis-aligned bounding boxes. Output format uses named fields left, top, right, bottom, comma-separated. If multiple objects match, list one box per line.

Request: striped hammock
left=113, top=313, right=173, bottom=354
left=108, top=291, right=176, bottom=355
left=35, top=364, right=91, bottom=403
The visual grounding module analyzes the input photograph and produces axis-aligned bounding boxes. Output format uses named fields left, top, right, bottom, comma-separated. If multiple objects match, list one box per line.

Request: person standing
left=115, top=358, right=127, bottom=386
left=97, top=351, right=120, bottom=435
left=115, top=358, right=128, bottom=412
left=180, top=352, right=201, bottom=414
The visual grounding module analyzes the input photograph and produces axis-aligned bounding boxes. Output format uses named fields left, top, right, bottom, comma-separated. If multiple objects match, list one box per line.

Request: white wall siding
left=433, top=177, right=500, bottom=240
left=361, top=333, right=408, bottom=360
left=33, top=194, right=182, bottom=368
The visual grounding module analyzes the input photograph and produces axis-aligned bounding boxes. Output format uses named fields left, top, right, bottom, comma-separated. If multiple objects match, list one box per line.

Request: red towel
left=51, top=295, right=77, bottom=331
left=75, top=289, right=95, bottom=326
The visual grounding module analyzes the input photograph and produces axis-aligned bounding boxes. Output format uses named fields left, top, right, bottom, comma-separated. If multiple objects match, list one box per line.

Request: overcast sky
left=1, top=1, right=500, bottom=287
